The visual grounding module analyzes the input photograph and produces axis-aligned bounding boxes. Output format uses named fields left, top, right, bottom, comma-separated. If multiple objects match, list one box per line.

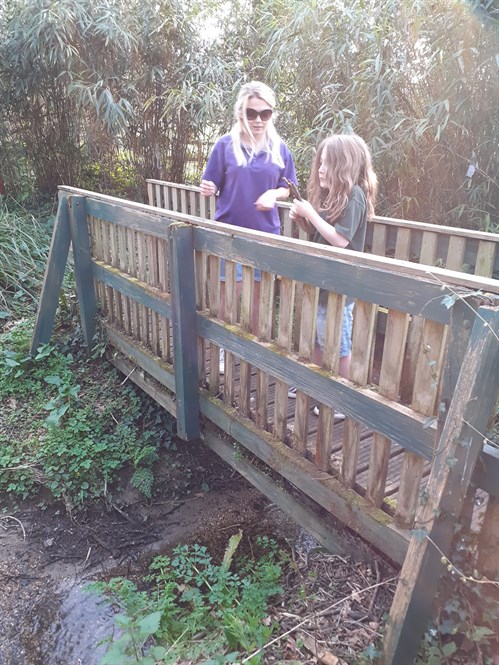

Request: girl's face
left=242, top=96, right=273, bottom=140
left=318, top=148, right=329, bottom=189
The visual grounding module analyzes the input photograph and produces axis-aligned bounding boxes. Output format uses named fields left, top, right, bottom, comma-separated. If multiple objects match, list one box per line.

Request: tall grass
left=0, top=202, right=50, bottom=321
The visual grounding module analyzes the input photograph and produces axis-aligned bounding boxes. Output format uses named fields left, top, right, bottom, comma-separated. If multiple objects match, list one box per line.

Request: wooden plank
left=68, top=196, right=97, bottom=351
left=340, top=301, right=376, bottom=486
left=477, top=495, right=499, bottom=579
left=197, top=314, right=437, bottom=457
left=321, top=292, right=344, bottom=373
left=103, top=323, right=175, bottom=393
left=394, top=228, right=411, bottom=261
left=101, top=220, right=115, bottom=324
left=382, top=306, right=499, bottom=665
left=223, top=260, right=237, bottom=407
left=92, top=263, right=172, bottom=320
left=60, top=189, right=498, bottom=298
left=118, top=224, right=131, bottom=335
left=255, top=271, right=275, bottom=430
left=30, top=196, right=72, bottom=354
left=371, top=223, right=387, bottom=256
left=293, top=284, right=318, bottom=454
left=366, top=310, right=409, bottom=503
left=168, top=223, right=200, bottom=440
left=207, top=254, right=221, bottom=395
left=445, top=235, right=466, bottom=271
left=127, top=228, right=140, bottom=338
left=239, top=266, right=253, bottom=417
left=108, top=351, right=176, bottom=417
left=396, top=319, right=447, bottom=525
left=474, top=240, right=495, bottom=278
left=420, top=231, right=438, bottom=266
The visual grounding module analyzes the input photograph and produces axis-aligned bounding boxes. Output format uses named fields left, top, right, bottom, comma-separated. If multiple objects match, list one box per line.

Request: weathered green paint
left=86, top=199, right=171, bottom=239
left=197, top=315, right=437, bottom=458
left=193, top=231, right=453, bottom=323
left=30, top=196, right=71, bottom=354
left=103, top=323, right=176, bottom=393
left=383, top=306, right=499, bottom=665
left=92, top=261, right=172, bottom=319
left=168, top=223, right=200, bottom=441
left=68, top=196, right=97, bottom=351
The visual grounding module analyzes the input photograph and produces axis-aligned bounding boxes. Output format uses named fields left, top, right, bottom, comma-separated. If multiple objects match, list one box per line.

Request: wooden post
left=382, top=306, right=499, bottom=665
left=68, top=195, right=97, bottom=352
left=30, top=196, right=71, bottom=354
left=168, top=222, right=200, bottom=441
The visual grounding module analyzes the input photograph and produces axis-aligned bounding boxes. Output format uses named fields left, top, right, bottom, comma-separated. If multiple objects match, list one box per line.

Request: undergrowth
left=89, top=533, right=285, bottom=665
left=0, top=318, right=176, bottom=512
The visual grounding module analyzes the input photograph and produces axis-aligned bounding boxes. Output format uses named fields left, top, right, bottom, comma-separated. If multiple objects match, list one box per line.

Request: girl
left=289, top=133, right=378, bottom=417
left=201, top=81, right=297, bottom=361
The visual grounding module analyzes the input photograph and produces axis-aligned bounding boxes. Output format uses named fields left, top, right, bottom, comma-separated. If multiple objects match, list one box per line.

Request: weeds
left=89, top=534, right=285, bottom=664
left=0, top=318, right=176, bottom=511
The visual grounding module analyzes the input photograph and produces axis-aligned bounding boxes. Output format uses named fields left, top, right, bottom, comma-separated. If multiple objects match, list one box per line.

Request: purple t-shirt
left=202, top=134, right=297, bottom=234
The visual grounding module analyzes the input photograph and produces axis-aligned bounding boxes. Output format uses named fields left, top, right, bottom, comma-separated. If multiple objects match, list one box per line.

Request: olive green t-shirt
left=312, top=185, right=367, bottom=252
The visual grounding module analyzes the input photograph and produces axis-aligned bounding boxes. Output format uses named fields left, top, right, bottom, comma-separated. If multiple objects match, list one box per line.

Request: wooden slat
left=223, top=260, right=237, bottom=407
left=477, top=495, right=499, bottom=578
left=366, top=310, right=409, bottom=503
left=371, top=223, right=387, bottom=256
left=419, top=231, right=438, bottom=266
left=445, top=235, right=466, bottom=271
left=394, top=227, right=411, bottom=261
left=207, top=254, right=221, bottom=395
left=474, top=240, right=495, bottom=278
left=238, top=266, right=253, bottom=417
left=136, top=231, right=149, bottom=344
left=293, top=284, right=318, bottom=455
left=275, top=277, right=295, bottom=440
left=118, top=224, right=131, bottom=336
left=396, top=319, right=447, bottom=525
left=255, top=271, right=275, bottom=430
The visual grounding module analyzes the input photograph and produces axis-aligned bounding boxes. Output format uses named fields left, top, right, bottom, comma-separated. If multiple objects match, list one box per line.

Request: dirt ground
left=0, top=441, right=397, bottom=665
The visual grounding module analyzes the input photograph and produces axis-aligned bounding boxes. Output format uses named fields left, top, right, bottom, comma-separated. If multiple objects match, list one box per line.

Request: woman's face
left=318, top=148, right=329, bottom=189
left=242, top=96, right=273, bottom=139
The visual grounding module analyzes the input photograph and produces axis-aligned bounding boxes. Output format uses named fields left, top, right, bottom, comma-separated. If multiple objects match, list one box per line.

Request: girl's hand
left=290, top=198, right=314, bottom=221
left=255, top=189, right=277, bottom=211
left=200, top=179, right=217, bottom=196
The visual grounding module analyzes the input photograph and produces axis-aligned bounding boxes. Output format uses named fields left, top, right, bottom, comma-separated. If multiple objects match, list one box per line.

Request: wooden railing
left=147, top=179, right=499, bottom=279
left=33, top=186, right=499, bottom=665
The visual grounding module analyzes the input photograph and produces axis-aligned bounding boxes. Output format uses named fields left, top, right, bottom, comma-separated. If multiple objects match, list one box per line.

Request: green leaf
left=44, top=375, right=62, bottom=386
left=442, top=641, right=457, bottom=657
left=222, top=530, right=242, bottom=570
left=137, top=610, right=163, bottom=635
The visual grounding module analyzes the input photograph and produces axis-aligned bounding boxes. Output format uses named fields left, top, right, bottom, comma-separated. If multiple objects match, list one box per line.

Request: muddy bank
left=0, top=463, right=302, bottom=665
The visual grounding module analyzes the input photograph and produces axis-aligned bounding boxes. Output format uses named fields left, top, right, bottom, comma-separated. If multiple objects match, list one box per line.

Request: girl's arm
left=290, top=199, right=349, bottom=248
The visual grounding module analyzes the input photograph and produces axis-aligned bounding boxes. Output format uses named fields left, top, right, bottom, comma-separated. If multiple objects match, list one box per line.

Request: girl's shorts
left=315, top=301, right=355, bottom=358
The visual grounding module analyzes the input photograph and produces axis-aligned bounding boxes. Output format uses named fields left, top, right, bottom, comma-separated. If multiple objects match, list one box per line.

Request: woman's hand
left=255, top=189, right=277, bottom=211
left=290, top=198, right=315, bottom=221
left=200, top=179, right=217, bottom=197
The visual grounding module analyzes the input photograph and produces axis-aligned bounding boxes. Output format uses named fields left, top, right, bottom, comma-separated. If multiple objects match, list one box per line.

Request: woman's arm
left=255, top=186, right=290, bottom=211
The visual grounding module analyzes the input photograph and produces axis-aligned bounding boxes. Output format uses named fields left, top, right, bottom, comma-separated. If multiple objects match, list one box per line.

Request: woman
left=201, top=82, right=297, bottom=359
left=201, top=80, right=297, bottom=234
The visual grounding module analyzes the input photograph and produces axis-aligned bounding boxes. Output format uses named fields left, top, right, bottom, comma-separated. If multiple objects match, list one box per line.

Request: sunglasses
left=246, top=108, right=273, bottom=121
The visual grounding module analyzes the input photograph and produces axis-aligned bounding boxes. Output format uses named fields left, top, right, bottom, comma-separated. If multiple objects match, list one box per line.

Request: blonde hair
left=308, top=134, right=378, bottom=222
left=229, top=81, right=284, bottom=168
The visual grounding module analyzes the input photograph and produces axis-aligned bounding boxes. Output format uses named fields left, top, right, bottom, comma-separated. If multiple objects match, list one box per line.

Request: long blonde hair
left=229, top=81, right=284, bottom=168
left=308, top=134, right=377, bottom=222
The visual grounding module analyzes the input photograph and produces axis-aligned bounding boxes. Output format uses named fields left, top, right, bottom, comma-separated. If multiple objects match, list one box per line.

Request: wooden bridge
left=32, top=182, right=499, bottom=664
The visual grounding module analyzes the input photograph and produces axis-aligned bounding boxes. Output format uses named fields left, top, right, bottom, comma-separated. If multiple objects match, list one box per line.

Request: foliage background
left=0, top=0, right=497, bottom=228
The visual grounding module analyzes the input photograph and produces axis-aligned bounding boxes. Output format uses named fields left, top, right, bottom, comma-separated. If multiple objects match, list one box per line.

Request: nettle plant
left=0, top=319, right=176, bottom=510
left=89, top=533, right=285, bottom=665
